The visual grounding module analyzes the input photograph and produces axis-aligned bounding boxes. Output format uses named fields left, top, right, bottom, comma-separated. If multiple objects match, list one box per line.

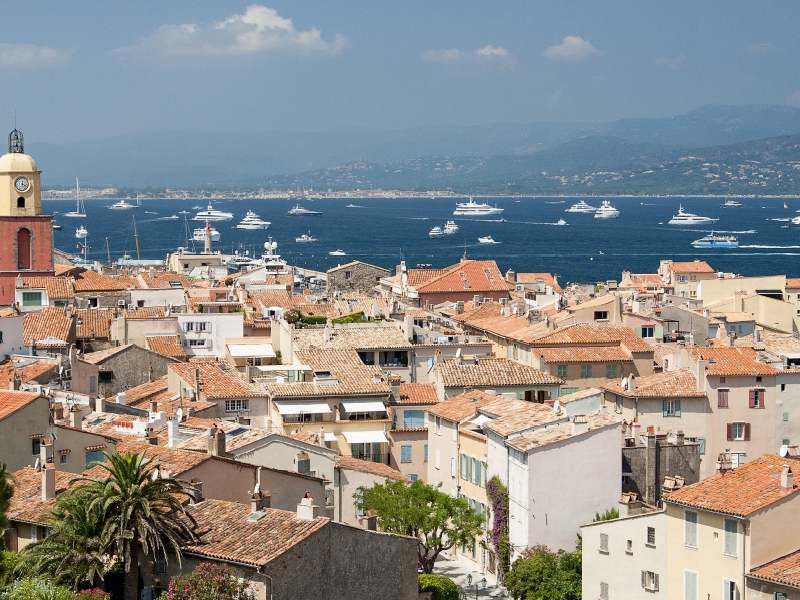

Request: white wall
left=178, top=313, right=244, bottom=358
left=426, top=415, right=459, bottom=495
left=130, top=288, right=186, bottom=308
left=0, top=314, right=25, bottom=356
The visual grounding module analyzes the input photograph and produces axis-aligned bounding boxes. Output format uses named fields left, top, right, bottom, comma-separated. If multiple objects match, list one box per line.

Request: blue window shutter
left=697, top=437, right=706, bottom=455
left=675, top=399, right=681, bottom=417
left=401, top=445, right=412, bottom=462
left=424, top=444, right=428, bottom=462
left=662, top=400, right=668, bottom=417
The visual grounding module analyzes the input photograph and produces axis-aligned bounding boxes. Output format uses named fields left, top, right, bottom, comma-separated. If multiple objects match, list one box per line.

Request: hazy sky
left=3, top=1, right=800, bottom=144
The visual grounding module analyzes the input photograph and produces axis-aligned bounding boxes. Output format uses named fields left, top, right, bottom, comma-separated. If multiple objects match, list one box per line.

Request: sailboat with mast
left=63, top=178, right=86, bottom=218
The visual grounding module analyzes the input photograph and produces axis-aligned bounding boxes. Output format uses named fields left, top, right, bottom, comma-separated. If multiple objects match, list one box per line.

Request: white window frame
left=642, top=571, right=659, bottom=592
left=684, top=510, right=698, bottom=549
left=451, top=457, right=456, bottom=477
left=666, top=400, right=677, bottom=416
left=435, top=416, right=442, bottom=436
left=722, top=578, right=738, bottom=600
left=732, top=422, right=745, bottom=441
left=723, top=519, right=738, bottom=558
left=599, top=532, right=609, bottom=553
left=224, top=399, right=249, bottom=412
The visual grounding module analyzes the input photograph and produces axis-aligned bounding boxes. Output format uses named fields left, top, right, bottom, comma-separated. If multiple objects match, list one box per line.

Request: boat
left=790, top=216, right=800, bottom=227
left=179, top=210, right=190, bottom=214
left=159, top=215, right=179, bottom=220
left=720, top=198, right=744, bottom=208
left=287, top=204, right=322, bottom=216
left=594, top=200, right=620, bottom=219
left=668, top=205, right=718, bottom=225
left=75, top=225, right=88, bottom=239
left=555, top=218, right=568, bottom=226
left=192, top=203, right=233, bottom=221
left=329, top=249, right=347, bottom=256
left=192, top=225, right=221, bottom=242
left=295, top=232, right=317, bottom=243
left=429, top=226, right=444, bottom=238
left=453, top=198, right=504, bottom=216
left=346, top=204, right=362, bottom=208
left=785, top=202, right=789, bottom=209
left=443, top=221, right=459, bottom=235
left=691, top=232, right=739, bottom=248
left=63, top=178, right=86, bottom=218
left=109, top=198, right=140, bottom=210
left=236, top=210, right=271, bottom=230
left=192, top=205, right=202, bottom=210
left=478, top=236, right=499, bottom=244
left=565, top=200, right=597, bottom=213
left=226, top=246, right=263, bottom=273
left=261, top=237, right=289, bottom=274
left=52, top=220, right=62, bottom=230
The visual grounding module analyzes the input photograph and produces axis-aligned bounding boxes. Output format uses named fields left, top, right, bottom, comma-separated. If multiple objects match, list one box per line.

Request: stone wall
left=328, top=262, right=390, bottom=294
left=622, top=432, right=701, bottom=505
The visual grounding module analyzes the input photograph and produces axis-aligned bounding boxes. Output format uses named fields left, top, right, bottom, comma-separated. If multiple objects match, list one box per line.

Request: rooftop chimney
left=754, top=329, right=762, bottom=344
left=189, top=478, right=203, bottom=503
left=618, top=492, right=643, bottom=516
left=716, top=452, right=733, bottom=475
left=676, top=430, right=685, bottom=446
left=69, top=406, right=83, bottom=430
left=150, top=400, right=158, bottom=414
left=572, top=414, right=589, bottom=435
left=42, top=463, right=56, bottom=501
left=627, top=375, right=636, bottom=391
left=631, top=421, right=641, bottom=444
left=167, top=417, right=179, bottom=448
left=296, top=495, right=320, bottom=520
left=40, top=437, right=55, bottom=465
left=781, top=465, right=794, bottom=490
left=505, top=269, right=515, bottom=283
left=207, top=426, right=226, bottom=457
left=95, top=396, right=106, bottom=413
left=116, top=392, right=126, bottom=405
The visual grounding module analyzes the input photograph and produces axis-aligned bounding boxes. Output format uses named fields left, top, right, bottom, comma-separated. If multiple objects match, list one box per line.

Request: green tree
left=0, top=462, right=15, bottom=537
left=73, top=451, right=198, bottom=600
left=155, top=562, right=251, bottom=600
left=357, top=479, right=484, bottom=574
left=18, top=492, right=109, bottom=590
left=505, top=544, right=582, bottom=600
left=593, top=507, right=619, bottom=522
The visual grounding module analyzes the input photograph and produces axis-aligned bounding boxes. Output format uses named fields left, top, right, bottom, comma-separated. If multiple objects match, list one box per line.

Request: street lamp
left=464, top=574, right=486, bottom=599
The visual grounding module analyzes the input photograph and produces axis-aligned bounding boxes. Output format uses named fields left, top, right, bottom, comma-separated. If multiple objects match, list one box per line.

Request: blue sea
left=45, top=196, right=800, bottom=284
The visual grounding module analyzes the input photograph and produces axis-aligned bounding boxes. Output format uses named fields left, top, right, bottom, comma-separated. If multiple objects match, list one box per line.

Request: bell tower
left=0, top=127, right=53, bottom=305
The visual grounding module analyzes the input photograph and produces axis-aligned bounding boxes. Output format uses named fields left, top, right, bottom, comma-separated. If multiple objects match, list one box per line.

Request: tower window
left=17, top=228, right=31, bottom=270
left=17, top=197, right=25, bottom=208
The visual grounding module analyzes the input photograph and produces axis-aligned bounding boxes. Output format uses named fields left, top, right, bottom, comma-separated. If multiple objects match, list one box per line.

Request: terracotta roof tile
left=119, top=307, right=169, bottom=319
left=0, top=362, right=56, bottom=389
left=0, top=390, right=43, bottom=421
left=116, top=439, right=211, bottom=475
left=689, top=347, right=778, bottom=376
left=19, top=277, right=74, bottom=300
left=664, top=454, right=800, bottom=517
left=749, top=549, right=800, bottom=589
left=439, top=358, right=562, bottom=388
left=75, top=308, right=113, bottom=339
left=786, top=278, right=800, bottom=289
left=293, top=327, right=412, bottom=351
left=602, top=369, right=706, bottom=398
left=416, top=260, right=509, bottom=295
left=397, top=383, right=438, bottom=405
left=482, top=403, right=565, bottom=437
left=670, top=260, right=715, bottom=274
left=249, top=290, right=295, bottom=311
left=71, top=269, right=129, bottom=292
left=528, top=323, right=653, bottom=353
left=537, top=347, right=634, bottom=364
left=169, top=362, right=264, bottom=400
left=22, top=307, right=73, bottom=347
left=406, top=268, right=450, bottom=287
left=123, top=375, right=170, bottom=405
left=427, top=390, right=500, bottom=422
left=6, top=467, right=74, bottom=525
left=81, top=344, right=133, bottom=364
left=139, top=272, right=191, bottom=289
left=515, top=272, right=562, bottom=292
left=505, top=412, right=621, bottom=452
left=334, top=456, right=407, bottom=480
left=146, top=335, right=187, bottom=359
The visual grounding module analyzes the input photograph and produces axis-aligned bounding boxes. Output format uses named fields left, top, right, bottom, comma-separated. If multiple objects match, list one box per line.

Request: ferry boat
left=191, top=204, right=234, bottom=221
left=720, top=198, right=744, bottom=208
left=75, top=225, right=88, bottom=239
left=594, top=200, right=620, bottom=219
left=236, top=210, right=271, bottom=230
left=192, top=226, right=221, bottom=242
left=429, top=226, right=444, bottom=238
left=63, top=178, right=86, bottom=218
left=443, top=221, right=459, bottom=235
left=295, top=232, right=317, bottom=243
left=453, top=198, right=504, bottom=216
left=329, top=249, right=347, bottom=256
left=565, top=200, right=597, bottom=213
left=668, top=206, right=718, bottom=225
left=478, top=236, right=499, bottom=244
left=288, top=204, right=322, bottom=216
left=691, top=233, right=738, bottom=248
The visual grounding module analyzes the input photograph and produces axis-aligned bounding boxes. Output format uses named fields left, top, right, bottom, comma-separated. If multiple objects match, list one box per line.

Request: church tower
left=0, top=128, right=54, bottom=305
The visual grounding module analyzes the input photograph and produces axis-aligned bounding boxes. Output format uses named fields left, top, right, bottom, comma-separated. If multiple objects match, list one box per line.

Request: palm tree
left=18, top=492, right=108, bottom=590
left=0, top=462, right=15, bottom=534
left=74, top=451, right=198, bottom=600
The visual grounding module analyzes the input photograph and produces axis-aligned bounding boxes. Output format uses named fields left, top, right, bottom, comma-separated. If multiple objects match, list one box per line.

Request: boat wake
left=770, top=218, right=791, bottom=222
left=478, top=219, right=506, bottom=222
left=739, top=245, right=800, bottom=249
left=545, top=201, right=565, bottom=204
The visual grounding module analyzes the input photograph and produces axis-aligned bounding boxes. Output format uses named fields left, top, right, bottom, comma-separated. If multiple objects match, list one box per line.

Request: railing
left=352, top=451, right=389, bottom=465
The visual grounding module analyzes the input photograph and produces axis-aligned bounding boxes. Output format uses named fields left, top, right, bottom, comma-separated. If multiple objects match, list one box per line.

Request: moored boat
left=566, top=200, right=597, bottom=213
left=594, top=200, right=620, bottom=219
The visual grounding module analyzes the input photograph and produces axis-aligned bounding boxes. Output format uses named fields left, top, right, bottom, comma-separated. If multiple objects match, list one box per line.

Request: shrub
left=1, top=577, right=74, bottom=600
left=160, top=563, right=250, bottom=600
left=0, top=550, right=19, bottom=587
left=74, top=590, right=110, bottom=600
left=594, top=507, right=619, bottom=522
left=418, top=574, right=458, bottom=600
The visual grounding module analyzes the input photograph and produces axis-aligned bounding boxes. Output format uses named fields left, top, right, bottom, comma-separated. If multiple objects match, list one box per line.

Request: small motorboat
left=296, top=232, right=317, bottom=243
left=75, top=226, right=88, bottom=239
left=52, top=220, right=62, bottom=230
left=429, top=226, right=444, bottom=237
left=478, top=236, right=499, bottom=244
left=346, top=204, right=363, bottom=208
left=329, top=249, right=347, bottom=256
left=555, top=218, right=568, bottom=226
left=159, top=215, right=179, bottom=220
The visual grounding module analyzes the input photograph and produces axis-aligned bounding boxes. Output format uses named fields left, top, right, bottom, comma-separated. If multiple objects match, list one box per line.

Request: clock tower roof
left=0, top=151, right=38, bottom=173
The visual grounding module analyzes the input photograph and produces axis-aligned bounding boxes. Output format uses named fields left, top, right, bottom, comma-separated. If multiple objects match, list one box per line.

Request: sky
left=2, top=1, right=800, bottom=144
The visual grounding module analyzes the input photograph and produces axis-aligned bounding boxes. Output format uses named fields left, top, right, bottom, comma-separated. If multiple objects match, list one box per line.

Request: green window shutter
left=634, top=326, right=642, bottom=336
left=675, top=400, right=681, bottom=417
left=662, top=400, right=668, bottom=417
left=655, top=326, right=663, bottom=339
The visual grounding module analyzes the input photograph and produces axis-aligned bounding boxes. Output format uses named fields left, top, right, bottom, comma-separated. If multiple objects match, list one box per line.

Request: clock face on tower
left=14, top=177, right=29, bottom=192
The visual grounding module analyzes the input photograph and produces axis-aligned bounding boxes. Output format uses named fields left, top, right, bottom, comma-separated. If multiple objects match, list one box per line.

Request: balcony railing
left=352, top=451, right=389, bottom=465
left=325, top=488, right=335, bottom=507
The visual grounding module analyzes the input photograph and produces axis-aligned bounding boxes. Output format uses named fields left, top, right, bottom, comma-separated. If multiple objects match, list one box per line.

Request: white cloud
left=542, top=36, right=598, bottom=61
left=787, top=91, right=800, bottom=108
left=115, top=4, right=347, bottom=57
left=0, top=43, right=73, bottom=68
left=654, top=52, right=687, bottom=70
left=422, top=45, right=514, bottom=66
left=744, top=42, right=774, bottom=57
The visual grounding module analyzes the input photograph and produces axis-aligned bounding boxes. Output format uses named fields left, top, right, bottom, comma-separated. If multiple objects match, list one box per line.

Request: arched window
left=17, top=228, right=31, bottom=270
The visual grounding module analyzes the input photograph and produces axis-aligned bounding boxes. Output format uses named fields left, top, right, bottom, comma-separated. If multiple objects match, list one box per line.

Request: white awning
left=469, top=415, right=492, bottom=426
left=274, top=401, right=332, bottom=415
left=342, top=430, right=389, bottom=444
left=324, top=432, right=338, bottom=442
left=341, top=400, right=387, bottom=413
left=227, top=343, right=276, bottom=358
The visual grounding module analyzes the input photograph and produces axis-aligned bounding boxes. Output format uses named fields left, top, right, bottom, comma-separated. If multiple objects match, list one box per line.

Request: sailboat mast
left=132, top=216, right=141, bottom=260
left=105, top=237, right=111, bottom=266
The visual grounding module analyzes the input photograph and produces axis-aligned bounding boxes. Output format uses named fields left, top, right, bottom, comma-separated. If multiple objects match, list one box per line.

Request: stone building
left=328, top=261, right=391, bottom=293
left=71, top=344, right=179, bottom=398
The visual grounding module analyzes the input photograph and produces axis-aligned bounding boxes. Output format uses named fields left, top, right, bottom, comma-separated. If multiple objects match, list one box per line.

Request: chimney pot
left=676, top=430, right=685, bottom=446
left=42, top=463, right=56, bottom=501
left=296, top=495, right=320, bottom=520
left=69, top=406, right=83, bottom=430
left=95, top=396, right=106, bottom=413
left=782, top=465, right=794, bottom=490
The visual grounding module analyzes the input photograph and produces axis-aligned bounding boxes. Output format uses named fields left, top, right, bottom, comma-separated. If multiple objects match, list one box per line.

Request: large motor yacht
left=236, top=210, right=271, bottom=230
left=287, top=204, right=323, bottom=216
left=720, top=198, right=744, bottom=208
left=443, top=221, right=459, bottom=235
left=453, top=198, right=504, bottom=216
left=565, top=200, right=597, bottom=213
left=192, top=226, right=221, bottom=242
left=191, top=204, right=234, bottom=221
left=594, top=200, right=620, bottom=219
left=668, top=206, right=718, bottom=225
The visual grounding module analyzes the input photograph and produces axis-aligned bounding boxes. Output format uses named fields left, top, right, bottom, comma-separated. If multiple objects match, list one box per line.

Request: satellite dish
left=176, top=408, right=183, bottom=422
left=253, top=481, right=260, bottom=496
left=34, top=458, right=40, bottom=470
left=780, top=445, right=789, bottom=458
left=621, top=377, right=628, bottom=389
left=553, top=400, right=561, bottom=413
left=456, top=348, right=462, bottom=358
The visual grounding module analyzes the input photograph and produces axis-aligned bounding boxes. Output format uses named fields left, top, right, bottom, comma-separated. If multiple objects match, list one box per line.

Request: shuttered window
left=723, top=519, right=738, bottom=557
left=684, top=511, right=698, bottom=548
left=684, top=571, right=698, bottom=600
left=718, top=389, right=729, bottom=408
left=599, top=533, right=609, bottom=552
left=401, top=445, right=412, bottom=463
left=663, top=399, right=681, bottom=417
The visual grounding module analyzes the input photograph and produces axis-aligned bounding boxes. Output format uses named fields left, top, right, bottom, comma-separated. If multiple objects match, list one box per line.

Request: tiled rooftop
left=117, top=439, right=211, bottom=474
left=146, top=335, right=187, bottom=360
left=170, top=362, right=264, bottom=399
left=292, top=326, right=412, bottom=351
left=602, top=369, right=706, bottom=398
left=75, top=308, right=113, bottom=339
left=786, top=278, right=800, bottom=289
left=0, top=390, right=43, bottom=421
left=6, top=467, right=74, bottom=525
left=505, top=411, right=621, bottom=452
left=670, top=260, right=715, bottom=274
left=0, top=361, right=55, bottom=389
left=81, top=344, right=132, bottom=365
left=397, top=383, right=438, bottom=405
left=537, top=346, right=633, bottom=364
left=439, top=358, right=562, bottom=388
left=416, top=260, right=509, bottom=294
left=19, top=276, right=74, bottom=299
left=71, top=269, right=129, bottom=292
left=689, top=346, right=778, bottom=376
left=482, top=403, right=565, bottom=437
left=427, top=390, right=500, bottom=422
left=23, top=307, right=73, bottom=347
left=749, top=549, right=800, bottom=589
left=528, top=323, right=653, bottom=353
left=515, top=273, right=562, bottom=292
left=334, top=456, right=407, bottom=480
left=664, top=454, right=800, bottom=517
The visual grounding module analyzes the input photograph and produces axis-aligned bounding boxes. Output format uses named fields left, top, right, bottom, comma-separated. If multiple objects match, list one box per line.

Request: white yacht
left=288, top=204, right=322, bottom=216
left=720, top=198, right=744, bottom=208
left=668, top=206, right=718, bottom=225
left=52, top=220, right=62, bottom=230
left=329, top=249, right=347, bottom=256
left=565, top=200, right=597, bottom=213
left=453, top=198, right=504, bottom=216
left=295, top=232, right=317, bottom=243
left=555, top=218, right=568, bottom=226
left=75, top=225, right=88, bottom=239
left=236, top=210, right=271, bottom=230
left=443, top=221, right=459, bottom=235
left=261, top=238, right=290, bottom=274
left=478, top=236, right=499, bottom=244
left=63, top=178, right=86, bottom=218
left=429, top=226, right=444, bottom=237
left=594, top=200, right=620, bottom=219
left=192, top=226, right=221, bottom=242
left=226, top=249, right=263, bottom=273
left=191, top=203, right=234, bottom=221
left=108, top=195, right=140, bottom=210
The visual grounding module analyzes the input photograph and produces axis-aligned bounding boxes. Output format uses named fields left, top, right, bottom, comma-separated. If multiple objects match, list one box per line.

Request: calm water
left=46, top=196, right=800, bottom=283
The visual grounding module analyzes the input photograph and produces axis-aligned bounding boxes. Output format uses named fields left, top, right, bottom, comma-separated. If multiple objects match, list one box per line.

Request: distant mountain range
left=29, top=104, right=800, bottom=191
